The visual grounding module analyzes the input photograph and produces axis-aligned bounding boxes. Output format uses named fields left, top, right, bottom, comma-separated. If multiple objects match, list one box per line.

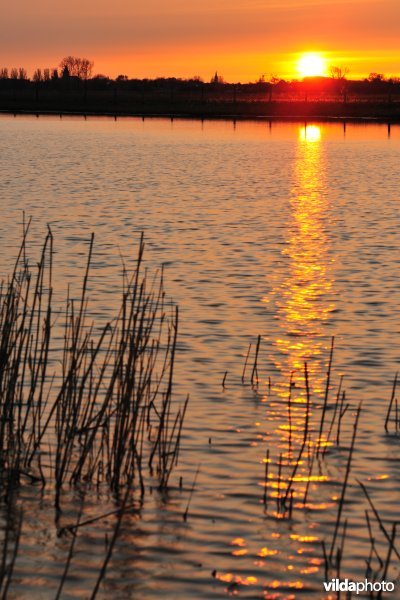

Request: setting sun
left=297, top=53, right=327, bottom=78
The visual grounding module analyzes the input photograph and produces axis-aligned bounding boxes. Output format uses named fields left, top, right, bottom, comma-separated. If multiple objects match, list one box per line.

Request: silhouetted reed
left=262, top=448, right=269, bottom=510
left=358, top=482, right=400, bottom=562
left=241, top=342, right=252, bottom=383
left=322, top=373, right=344, bottom=457
left=251, top=334, right=261, bottom=387
left=183, top=464, right=200, bottom=522
left=329, top=402, right=362, bottom=563
left=317, top=336, right=334, bottom=455
left=384, top=372, right=398, bottom=433
left=365, top=509, right=384, bottom=579
left=360, top=491, right=398, bottom=596
left=222, top=370, right=228, bottom=388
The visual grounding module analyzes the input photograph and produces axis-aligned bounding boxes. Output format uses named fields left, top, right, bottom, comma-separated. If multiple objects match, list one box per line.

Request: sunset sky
left=2, top=0, right=399, bottom=81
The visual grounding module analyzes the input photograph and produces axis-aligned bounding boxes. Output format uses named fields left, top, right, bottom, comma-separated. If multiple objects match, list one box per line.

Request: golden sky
left=2, top=0, right=399, bottom=81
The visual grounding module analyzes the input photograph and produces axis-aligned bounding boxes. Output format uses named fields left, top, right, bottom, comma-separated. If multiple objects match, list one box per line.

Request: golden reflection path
left=223, top=125, right=337, bottom=598
left=267, top=124, right=335, bottom=396
left=236, top=124, right=338, bottom=598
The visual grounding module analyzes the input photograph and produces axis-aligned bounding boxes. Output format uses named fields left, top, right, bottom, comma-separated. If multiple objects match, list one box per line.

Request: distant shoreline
left=1, top=107, right=400, bottom=124
left=2, top=73, right=400, bottom=123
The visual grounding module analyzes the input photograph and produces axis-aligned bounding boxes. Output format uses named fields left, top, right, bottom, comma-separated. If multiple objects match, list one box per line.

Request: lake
left=0, top=115, right=399, bottom=598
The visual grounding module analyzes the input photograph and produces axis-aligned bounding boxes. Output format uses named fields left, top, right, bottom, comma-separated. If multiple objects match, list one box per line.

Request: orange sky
left=2, top=0, right=399, bottom=81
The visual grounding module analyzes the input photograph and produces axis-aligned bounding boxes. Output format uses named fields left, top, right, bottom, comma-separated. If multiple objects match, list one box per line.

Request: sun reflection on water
left=268, top=124, right=335, bottom=391
left=299, top=124, right=321, bottom=143
left=240, top=128, right=338, bottom=589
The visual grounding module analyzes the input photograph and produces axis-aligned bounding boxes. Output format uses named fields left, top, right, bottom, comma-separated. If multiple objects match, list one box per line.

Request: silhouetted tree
left=43, top=68, right=50, bottom=82
left=60, top=56, right=74, bottom=76
left=18, top=68, right=27, bottom=80
left=33, top=69, right=42, bottom=82
left=0, top=68, right=8, bottom=79
left=368, top=72, right=385, bottom=82
left=79, top=58, right=93, bottom=80
left=10, top=68, right=18, bottom=79
left=330, top=66, right=349, bottom=80
left=268, top=75, right=280, bottom=101
left=330, top=65, right=349, bottom=101
left=51, top=68, right=59, bottom=80
left=59, top=56, right=94, bottom=79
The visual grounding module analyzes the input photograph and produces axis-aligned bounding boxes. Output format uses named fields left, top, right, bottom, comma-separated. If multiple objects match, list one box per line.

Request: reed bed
left=0, top=224, right=188, bottom=511
left=1, top=229, right=399, bottom=598
left=242, top=336, right=399, bottom=596
left=0, top=225, right=190, bottom=597
left=242, top=337, right=357, bottom=520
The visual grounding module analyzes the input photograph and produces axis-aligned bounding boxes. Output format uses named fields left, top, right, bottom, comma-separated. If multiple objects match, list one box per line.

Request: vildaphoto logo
left=323, top=579, right=395, bottom=595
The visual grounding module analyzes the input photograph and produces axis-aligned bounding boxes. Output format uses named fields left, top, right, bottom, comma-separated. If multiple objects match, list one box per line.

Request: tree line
left=0, top=56, right=399, bottom=99
left=0, top=57, right=94, bottom=82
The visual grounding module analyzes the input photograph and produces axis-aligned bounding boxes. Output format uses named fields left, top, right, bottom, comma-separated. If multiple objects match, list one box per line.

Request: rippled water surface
left=0, top=116, right=400, bottom=598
